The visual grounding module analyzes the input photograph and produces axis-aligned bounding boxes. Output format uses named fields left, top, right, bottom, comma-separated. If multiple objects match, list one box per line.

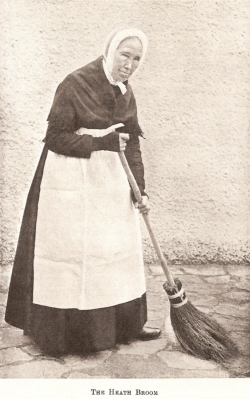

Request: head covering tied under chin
left=102, top=28, right=148, bottom=95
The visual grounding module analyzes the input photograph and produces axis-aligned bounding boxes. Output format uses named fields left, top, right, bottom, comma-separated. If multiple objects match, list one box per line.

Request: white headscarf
left=103, top=28, right=148, bottom=94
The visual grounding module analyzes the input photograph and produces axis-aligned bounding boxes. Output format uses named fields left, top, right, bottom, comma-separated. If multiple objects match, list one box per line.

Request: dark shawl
left=44, top=56, right=146, bottom=194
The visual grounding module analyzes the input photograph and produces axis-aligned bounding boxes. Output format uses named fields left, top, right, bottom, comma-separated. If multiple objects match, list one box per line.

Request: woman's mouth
left=120, top=70, right=130, bottom=77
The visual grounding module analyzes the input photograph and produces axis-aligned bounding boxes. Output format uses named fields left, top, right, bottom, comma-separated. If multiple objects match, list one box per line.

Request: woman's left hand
left=135, top=195, right=150, bottom=215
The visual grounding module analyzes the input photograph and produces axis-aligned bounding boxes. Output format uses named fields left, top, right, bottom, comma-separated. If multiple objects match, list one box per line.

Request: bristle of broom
left=170, top=301, right=239, bottom=363
left=164, top=279, right=239, bottom=364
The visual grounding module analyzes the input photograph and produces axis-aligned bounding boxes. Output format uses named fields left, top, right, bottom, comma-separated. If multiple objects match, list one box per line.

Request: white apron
left=33, top=132, right=146, bottom=310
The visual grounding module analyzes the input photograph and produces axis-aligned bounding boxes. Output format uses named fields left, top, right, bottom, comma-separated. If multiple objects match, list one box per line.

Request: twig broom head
left=164, top=278, right=239, bottom=364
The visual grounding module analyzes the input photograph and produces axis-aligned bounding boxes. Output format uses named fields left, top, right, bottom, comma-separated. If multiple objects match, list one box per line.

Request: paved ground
left=0, top=262, right=250, bottom=379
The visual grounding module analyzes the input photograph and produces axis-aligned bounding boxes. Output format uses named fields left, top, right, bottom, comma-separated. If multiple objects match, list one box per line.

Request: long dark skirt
left=27, top=295, right=147, bottom=356
left=5, top=145, right=147, bottom=356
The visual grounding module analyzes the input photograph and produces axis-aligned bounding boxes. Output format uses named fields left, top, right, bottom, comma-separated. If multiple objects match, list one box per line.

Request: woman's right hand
left=107, top=123, right=129, bottom=152
left=78, top=123, right=130, bottom=153
left=91, top=131, right=129, bottom=153
left=119, top=133, right=130, bottom=151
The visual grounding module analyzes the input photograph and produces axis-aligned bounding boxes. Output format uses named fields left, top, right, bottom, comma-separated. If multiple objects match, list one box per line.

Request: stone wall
left=1, top=0, right=250, bottom=265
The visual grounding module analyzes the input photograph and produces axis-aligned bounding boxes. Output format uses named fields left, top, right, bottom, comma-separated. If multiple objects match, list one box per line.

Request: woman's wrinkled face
left=111, top=37, right=143, bottom=82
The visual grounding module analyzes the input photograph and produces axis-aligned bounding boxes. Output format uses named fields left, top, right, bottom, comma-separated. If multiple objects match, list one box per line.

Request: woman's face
left=111, top=37, right=143, bottom=82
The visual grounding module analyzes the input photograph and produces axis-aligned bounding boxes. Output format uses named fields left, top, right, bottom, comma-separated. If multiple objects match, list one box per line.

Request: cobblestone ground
left=0, top=263, right=249, bottom=379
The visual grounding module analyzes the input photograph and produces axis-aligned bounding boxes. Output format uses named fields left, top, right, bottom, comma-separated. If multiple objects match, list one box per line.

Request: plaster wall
left=1, top=0, right=250, bottom=265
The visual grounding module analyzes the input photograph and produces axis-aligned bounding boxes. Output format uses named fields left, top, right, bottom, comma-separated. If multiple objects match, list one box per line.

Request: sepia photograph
left=1, top=0, right=250, bottom=398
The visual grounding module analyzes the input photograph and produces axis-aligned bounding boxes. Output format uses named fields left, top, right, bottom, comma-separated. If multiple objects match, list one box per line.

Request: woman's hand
left=135, top=195, right=150, bottom=215
left=108, top=123, right=129, bottom=152
left=119, top=133, right=129, bottom=151
left=76, top=123, right=129, bottom=152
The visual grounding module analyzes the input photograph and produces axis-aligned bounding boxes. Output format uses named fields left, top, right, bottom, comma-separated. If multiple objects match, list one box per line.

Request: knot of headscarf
left=102, top=60, right=127, bottom=95
left=103, top=28, right=148, bottom=95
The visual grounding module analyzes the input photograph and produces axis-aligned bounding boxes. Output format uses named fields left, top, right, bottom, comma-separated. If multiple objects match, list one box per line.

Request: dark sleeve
left=122, top=86, right=147, bottom=201
left=43, top=78, right=94, bottom=158
left=124, top=133, right=147, bottom=202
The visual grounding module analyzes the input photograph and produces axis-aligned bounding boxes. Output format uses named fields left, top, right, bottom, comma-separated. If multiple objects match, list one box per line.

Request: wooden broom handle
left=118, top=152, right=175, bottom=287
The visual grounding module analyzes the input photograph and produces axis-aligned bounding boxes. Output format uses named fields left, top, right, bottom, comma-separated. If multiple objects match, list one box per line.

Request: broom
left=118, top=151, right=238, bottom=364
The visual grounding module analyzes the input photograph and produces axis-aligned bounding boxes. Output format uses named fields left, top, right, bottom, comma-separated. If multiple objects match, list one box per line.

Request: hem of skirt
left=19, top=293, right=148, bottom=356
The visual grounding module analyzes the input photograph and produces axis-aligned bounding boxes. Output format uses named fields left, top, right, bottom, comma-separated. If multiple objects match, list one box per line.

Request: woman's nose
left=124, top=59, right=132, bottom=70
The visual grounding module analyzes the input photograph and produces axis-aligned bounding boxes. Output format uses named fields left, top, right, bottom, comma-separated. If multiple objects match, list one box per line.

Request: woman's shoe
left=137, top=327, right=161, bottom=341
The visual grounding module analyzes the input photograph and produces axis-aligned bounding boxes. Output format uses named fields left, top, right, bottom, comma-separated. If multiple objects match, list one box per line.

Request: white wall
left=1, top=0, right=250, bottom=265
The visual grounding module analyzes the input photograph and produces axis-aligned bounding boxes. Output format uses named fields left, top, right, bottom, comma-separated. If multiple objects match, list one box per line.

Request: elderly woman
left=5, top=28, right=161, bottom=356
